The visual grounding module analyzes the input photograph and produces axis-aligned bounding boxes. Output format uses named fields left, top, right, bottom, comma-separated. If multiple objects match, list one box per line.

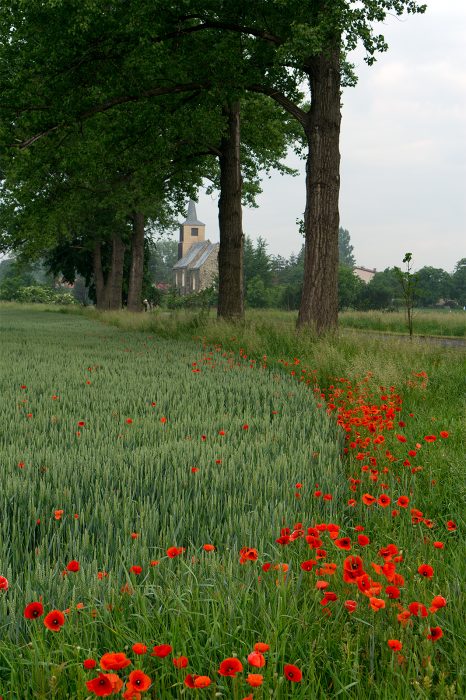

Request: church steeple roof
left=182, top=200, right=205, bottom=226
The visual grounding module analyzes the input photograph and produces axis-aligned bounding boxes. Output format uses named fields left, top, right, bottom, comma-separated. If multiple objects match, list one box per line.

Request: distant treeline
left=1, top=231, right=465, bottom=311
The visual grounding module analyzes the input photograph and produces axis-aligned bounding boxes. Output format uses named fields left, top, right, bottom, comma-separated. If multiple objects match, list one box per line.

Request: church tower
left=178, top=200, right=206, bottom=260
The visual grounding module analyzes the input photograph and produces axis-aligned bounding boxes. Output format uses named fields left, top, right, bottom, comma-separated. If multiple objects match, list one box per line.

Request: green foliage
left=451, top=258, right=466, bottom=306
left=338, top=266, right=364, bottom=310
left=14, top=286, right=76, bottom=304
left=338, top=227, right=356, bottom=268
left=394, top=252, right=418, bottom=337
left=147, top=239, right=178, bottom=285
left=162, top=285, right=217, bottom=311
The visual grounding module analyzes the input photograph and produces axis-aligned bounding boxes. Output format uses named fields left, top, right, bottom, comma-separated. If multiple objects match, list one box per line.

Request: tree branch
left=248, top=84, right=307, bottom=127
left=17, top=82, right=210, bottom=150
left=159, top=20, right=282, bottom=46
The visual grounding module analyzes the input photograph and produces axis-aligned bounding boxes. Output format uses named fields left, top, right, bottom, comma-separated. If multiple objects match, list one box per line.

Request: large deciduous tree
left=174, top=0, right=426, bottom=331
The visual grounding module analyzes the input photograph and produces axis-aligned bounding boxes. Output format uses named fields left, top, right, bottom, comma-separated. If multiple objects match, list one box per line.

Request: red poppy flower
left=300, top=559, right=316, bottom=572
left=125, top=418, right=133, bottom=424
left=184, top=675, right=196, bottom=688
left=247, top=651, right=265, bottom=668
left=357, top=535, right=370, bottom=547
left=173, top=656, right=189, bottom=669
left=427, top=626, right=443, bottom=641
left=362, top=494, right=376, bottom=506
left=334, top=537, right=351, bottom=551
left=78, top=421, right=85, bottom=427
left=242, top=424, right=249, bottom=430
left=439, top=431, right=449, bottom=438
left=128, top=670, right=152, bottom=691
left=424, top=435, right=436, bottom=443
left=66, top=560, right=80, bottom=572
left=387, top=640, right=402, bottom=651
left=132, top=643, right=147, bottom=655
left=218, top=657, right=243, bottom=677
left=247, top=674, right=263, bottom=687
left=397, top=496, right=409, bottom=508
left=130, top=532, right=139, bottom=540
left=446, top=520, right=456, bottom=531
left=433, top=541, right=444, bottom=549
left=316, top=580, right=329, bottom=590
left=129, top=565, right=142, bottom=575
left=284, top=664, right=302, bottom=682
left=100, top=652, right=131, bottom=670
left=343, top=555, right=364, bottom=576
left=166, top=546, right=184, bottom=558
left=151, top=644, right=172, bottom=658
left=85, top=673, right=114, bottom=696
left=194, top=676, right=211, bottom=688
left=203, top=544, right=215, bottom=552
left=160, top=416, right=167, bottom=423
left=344, top=600, right=357, bottom=613
left=418, top=564, right=434, bottom=579
left=430, top=595, right=447, bottom=612
left=83, top=659, right=97, bottom=669
left=239, top=547, right=258, bottom=564
left=254, top=642, right=270, bottom=653
left=369, top=597, right=385, bottom=611
left=43, top=610, right=65, bottom=631
left=123, top=688, right=141, bottom=700
left=408, top=602, right=428, bottom=617
left=24, top=602, right=44, bottom=619
left=377, top=494, right=391, bottom=508
left=385, top=585, right=401, bottom=599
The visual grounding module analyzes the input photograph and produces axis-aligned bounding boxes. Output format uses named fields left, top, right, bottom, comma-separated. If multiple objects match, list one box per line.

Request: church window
left=191, top=227, right=198, bottom=237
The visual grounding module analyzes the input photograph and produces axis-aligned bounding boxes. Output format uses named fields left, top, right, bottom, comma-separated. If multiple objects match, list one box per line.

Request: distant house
left=353, top=266, right=376, bottom=283
left=173, top=201, right=219, bottom=295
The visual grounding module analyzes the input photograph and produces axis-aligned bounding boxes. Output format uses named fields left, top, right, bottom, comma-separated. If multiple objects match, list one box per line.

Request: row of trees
left=241, top=237, right=466, bottom=310
left=0, top=1, right=427, bottom=332
left=3, top=232, right=464, bottom=310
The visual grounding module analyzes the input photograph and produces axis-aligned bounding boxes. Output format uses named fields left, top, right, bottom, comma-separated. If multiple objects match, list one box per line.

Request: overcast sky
left=178, top=0, right=465, bottom=273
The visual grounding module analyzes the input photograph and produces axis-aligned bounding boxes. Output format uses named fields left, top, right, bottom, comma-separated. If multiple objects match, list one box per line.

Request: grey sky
left=178, top=0, right=465, bottom=273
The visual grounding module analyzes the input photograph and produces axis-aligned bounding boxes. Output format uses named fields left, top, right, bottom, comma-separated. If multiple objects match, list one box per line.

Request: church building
left=173, top=201, right=219, bottom=295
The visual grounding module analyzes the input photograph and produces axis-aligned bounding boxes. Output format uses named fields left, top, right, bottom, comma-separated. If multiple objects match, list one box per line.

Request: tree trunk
left=107, top=234, right=125, bottom=310
left=93, top=242, right=106, bottom=310
left=217, top=101, right=244, bottom=320
left=127, top=211, right=145, bottom=312
left=297, top=49, right=341, bottom=333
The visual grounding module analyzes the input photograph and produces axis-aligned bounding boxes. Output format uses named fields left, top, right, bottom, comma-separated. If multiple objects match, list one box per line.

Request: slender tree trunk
left=217, top=101, right=244, bottom=320
left=107, top=234, right=125, bottom=310
left=297, top=49, right=341, bottom=333
left=93, top=242, right=106, bottom=310
left=127, top=211, right=145, bottom=312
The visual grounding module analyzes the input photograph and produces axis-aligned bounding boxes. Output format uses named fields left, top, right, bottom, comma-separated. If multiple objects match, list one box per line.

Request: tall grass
left=0, top=306, right=464, bottom=699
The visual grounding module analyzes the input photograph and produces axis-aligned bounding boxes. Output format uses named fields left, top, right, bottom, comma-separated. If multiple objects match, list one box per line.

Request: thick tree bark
left=297, top=49, right=341, bottom=333
left=92, top=236, right=125, bottom=310
left=127, top=211, right=145, bottom=312
left=107, top=234, right=125, bottom=310
left=93, top=242, right=107, bottom=310
left=217, top=101, right=244, bottom=320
